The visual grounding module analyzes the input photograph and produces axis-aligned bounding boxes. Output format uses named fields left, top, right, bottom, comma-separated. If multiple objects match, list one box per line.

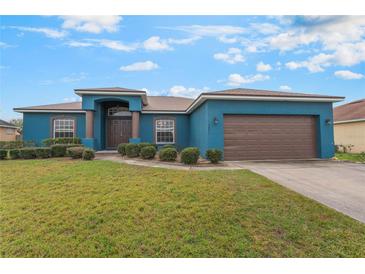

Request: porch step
left=95, top=150, right=119, bottom=157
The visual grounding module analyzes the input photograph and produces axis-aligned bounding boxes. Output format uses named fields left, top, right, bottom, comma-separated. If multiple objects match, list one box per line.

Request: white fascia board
left=0, top=125, right=19, bottom=129
left=186, top=95, right=344, bottom=113
left=141, top=111, right=186, bottom=114
left=14, top=109, right=86, bottom=113
left=334, top=118, right=365, bottom=124
left=74, top=91, right=145, bottom=96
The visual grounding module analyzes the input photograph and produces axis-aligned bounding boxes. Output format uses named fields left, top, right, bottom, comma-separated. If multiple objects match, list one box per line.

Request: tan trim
left=131, top=111, right=140, bottom=139
left=334, top=118, right=365, bottom=124
left=85, top=110, right=94, bottom=138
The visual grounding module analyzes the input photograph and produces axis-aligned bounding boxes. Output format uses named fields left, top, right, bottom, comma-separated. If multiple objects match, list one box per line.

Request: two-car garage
left=223, top=115, right=318, bottom=160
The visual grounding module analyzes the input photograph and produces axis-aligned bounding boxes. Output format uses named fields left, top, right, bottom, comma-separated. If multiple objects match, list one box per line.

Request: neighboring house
left=14, top=87, right=343, bottom=160
left=334, top=99, right=365, bottom=153
left=0, top=119, right=19, bottom=141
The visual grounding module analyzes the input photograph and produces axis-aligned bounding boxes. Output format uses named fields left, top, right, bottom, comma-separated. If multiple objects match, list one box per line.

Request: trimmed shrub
left=140, top=146, right=157, bottom=159
left=67, top=146, right=84, bottom=159
left=138, top=142, right=154, bottom=151
left=82, top=149, right=95, bottom=160
left=0, top=140, right=35, bottom=149
left=161, top=144, right=176, bottom=150
left=19, top=148, right=36, bottom=159
left=159, top=147, right=177, bottom=161
left=8, top=149, right=20, bottom=159
left=42, top=137, right=81, bottom=146
left=35, top=147, right=51, bottom=158
left=181, top=147, right=200, bottom=165
left=125, top=143, right=140, bottom=158
left=50, top=144, right=68, bottom=157
left=0, top=149, right=7, bottom=160
left=117, top=143, right=127, bottom=156
left=206, top=149, right=223, bottom=164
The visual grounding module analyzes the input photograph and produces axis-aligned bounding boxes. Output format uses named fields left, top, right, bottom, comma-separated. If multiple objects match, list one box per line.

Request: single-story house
left=334, top=99, right=365, bottom=153
left=0, top=119, right=20, bottom=141
left=14, top=87, right=344, bottom=160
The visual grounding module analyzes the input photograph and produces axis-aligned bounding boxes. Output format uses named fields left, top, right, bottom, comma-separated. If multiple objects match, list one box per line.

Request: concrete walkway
left=231, top=160, right=365, bottom=223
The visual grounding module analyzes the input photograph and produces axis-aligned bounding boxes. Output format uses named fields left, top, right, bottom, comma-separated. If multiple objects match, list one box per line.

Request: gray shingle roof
left=0, top=119, right=18, bottom=128
left=334, top=99, right=365, bottom=122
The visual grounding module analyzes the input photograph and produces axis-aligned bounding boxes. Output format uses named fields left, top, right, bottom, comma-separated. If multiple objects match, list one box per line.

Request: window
left=6, top=128, right=14, bottom=135
left=155, top=119, right=175, bottom=144
left=53, top=119, right=75, bottom=138
left=107, top=106, right=131, bottom=116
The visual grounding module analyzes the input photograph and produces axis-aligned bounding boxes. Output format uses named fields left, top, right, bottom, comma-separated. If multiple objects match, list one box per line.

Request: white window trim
left=155, top=119, right=175, bottom=144
left=53, top=119, right=75, bottom=138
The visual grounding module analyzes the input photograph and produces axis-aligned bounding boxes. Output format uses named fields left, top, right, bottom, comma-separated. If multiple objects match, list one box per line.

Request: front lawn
left=1, top=159, right=364, bottom=257
left=335, top=152, right=365, bottom=163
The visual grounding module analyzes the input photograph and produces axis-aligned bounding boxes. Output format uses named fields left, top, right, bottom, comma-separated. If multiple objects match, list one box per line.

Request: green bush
left=67, top=146, right=84, bottom=159
left=161, top=144, right=176, bottom=150
left=42, top=137, right=81, bottom=146
left=8, top=149, right=20, bottom=159
left=205, top=149, right=223, bottom=164
left=0, top=149, right=7, bottom=160
left=140, top=146, right=157, bottom=159
left=0, top=140, right=35, bottom=149
left=125, top=143, right=140, bottom=158
left=19, top=148, right=36, bottom=159
left=35, top=147, right=51, bottom=158
left=82, top=149, right=95, bottom=160
left=138, top=142, right=154, bottom=150
left=181, top=147, right=200, bottom=165
left=117, top=143, right=127, bottom=156
left=159, top=147, right=177, bottom=161
left=50, top=144, right=68, bottom=157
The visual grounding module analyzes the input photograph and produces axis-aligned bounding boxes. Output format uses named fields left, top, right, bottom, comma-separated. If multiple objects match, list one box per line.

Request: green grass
left=1, top=159, right=365, bottom=258
left=336, top=152, right=365, bottom=163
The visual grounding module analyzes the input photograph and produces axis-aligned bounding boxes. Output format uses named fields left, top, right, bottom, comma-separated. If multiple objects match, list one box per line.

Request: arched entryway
left=103, top=101, right=132, bottom=149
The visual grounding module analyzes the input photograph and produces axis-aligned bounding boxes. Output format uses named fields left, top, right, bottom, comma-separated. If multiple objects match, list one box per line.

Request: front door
left=106, top=118, right=132, bottom=149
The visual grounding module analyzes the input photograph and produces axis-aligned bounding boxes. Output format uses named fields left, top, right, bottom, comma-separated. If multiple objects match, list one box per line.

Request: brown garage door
left=224, top=115, right=317, bottom=160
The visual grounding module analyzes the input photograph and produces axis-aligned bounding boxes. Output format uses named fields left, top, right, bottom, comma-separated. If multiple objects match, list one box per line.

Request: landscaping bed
left=1, top=159, right=365, bottom=257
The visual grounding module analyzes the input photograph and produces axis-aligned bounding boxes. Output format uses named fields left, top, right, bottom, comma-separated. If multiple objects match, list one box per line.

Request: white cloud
left=169, top=85, right=210, bottom=98
left=167, top=36, right=200, bottom=45
left=218, top=36, right=239, bottom=44
left=279, top=85, right=292, bottom=91
left=61, top=72, right=87, bottom=83
left=285, top=53, right=334, bottom=72
left=98, top=39, right=137, bottom=52
left=0, top=41, right=12, bottom=48
left=65, top=41, right=94, bottom=47
left=120, top=61, right=159, bottom=72
left=250, top=23, right=280, bottom=34
left=9, top=26, right=67, bottom=39
left=60, top=16, right=122, bottom=33
left=256, top=61, right=272, bottom=72
left=227, top=73, right=270, bottom=86
left=168, top=25, right=246, bottom=37
left=63, top=97, right=81, bottom=102
left=213, top=48, right=245, bottom=64
left=143, top=36, right=171, bottom=51
left=334, top=70, right=364, bottom=80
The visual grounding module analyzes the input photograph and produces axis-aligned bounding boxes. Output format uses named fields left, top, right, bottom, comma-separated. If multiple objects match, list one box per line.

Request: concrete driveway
left=230, top=160, right=365, bottom=223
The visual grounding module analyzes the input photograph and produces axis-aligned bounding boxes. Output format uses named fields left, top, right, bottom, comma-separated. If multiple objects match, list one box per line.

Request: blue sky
left=1, top=15, right=364, bottom=120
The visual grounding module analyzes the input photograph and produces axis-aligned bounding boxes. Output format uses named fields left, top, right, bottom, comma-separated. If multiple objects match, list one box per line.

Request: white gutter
left=141, top=111, right=186, bottom=114
left=334, top=118, right=365, bottom=124
left=185, top=95, right=344, bottom=113
left=0, top=125, right=19, bottom=129
left=75, top=91, right=145, bottom=96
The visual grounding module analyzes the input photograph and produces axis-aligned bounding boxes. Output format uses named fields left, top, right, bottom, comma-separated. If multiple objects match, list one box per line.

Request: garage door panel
left=224, top=115, right=317, bottom=160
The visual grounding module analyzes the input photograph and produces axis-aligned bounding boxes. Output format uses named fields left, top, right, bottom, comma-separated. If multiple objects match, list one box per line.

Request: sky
left=0, top=15, right=364, bottom=120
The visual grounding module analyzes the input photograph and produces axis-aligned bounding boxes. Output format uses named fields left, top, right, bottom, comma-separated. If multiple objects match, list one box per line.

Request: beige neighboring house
left=0, top=119, right=20, bottom=141
left=334, top=99, right=365, bottom=153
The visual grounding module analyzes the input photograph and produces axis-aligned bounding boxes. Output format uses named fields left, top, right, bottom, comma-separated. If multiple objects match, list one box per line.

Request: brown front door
left=106, top=118, right=132, bottom=149
left=224, top=115, right=317, bottom=160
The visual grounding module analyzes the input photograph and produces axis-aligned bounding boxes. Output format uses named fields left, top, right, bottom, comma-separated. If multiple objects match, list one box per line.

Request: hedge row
left=42, top=137, right=81, bottom=146
left=0, top=144, right=94, bottom=161
left=116, top=142, right=223, bottom=165
left=0, top=140, right=35, bottom=149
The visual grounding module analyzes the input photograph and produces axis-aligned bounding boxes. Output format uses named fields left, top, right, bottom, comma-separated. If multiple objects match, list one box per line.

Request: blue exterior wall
left=189, top=102, right=209, bottom=154
left=82, top=95, right=142, bottom=111
left=201, top=100, right=335, bottom=159
left=139, top=113, right=190, bottom=150
left=23, top=112, right=86, bottom=146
